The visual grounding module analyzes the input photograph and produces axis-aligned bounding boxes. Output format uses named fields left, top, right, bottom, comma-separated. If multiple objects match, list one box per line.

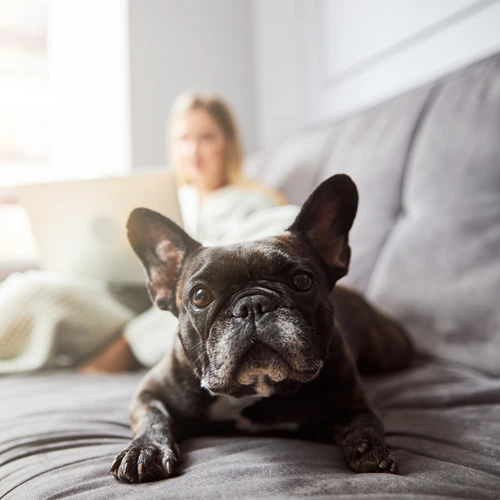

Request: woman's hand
left=79, top=335, right=139, bottom=374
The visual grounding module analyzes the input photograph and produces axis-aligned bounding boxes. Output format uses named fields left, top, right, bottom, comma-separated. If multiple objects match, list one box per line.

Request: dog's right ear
left=127, top=208, right=201, bottom=315
left=287, top=174, right=358, bottom=285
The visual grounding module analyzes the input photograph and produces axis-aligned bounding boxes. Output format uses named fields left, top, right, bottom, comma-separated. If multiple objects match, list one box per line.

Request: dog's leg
left=110, top=377, right=181, bottom=483
left=110, top=339, right=208, bottom=483
left=325, top=340, right=398, bottom=474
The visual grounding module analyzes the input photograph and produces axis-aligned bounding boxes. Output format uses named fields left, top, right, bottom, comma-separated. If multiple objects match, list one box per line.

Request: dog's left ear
left=287, top=174, right=358, bottom=284
left=127, top=208, right=201, bottom=315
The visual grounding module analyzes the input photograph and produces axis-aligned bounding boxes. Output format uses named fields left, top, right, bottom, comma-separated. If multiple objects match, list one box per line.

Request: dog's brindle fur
left=110, top=174, right=413, bottom=483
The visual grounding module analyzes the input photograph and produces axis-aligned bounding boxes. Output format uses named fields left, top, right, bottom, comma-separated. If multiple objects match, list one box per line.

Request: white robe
left=0, top=185, right=299, bottom=372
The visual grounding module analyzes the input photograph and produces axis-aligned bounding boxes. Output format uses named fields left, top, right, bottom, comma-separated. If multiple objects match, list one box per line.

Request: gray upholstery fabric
left=1, top=363, right=500, bottom=499
left=366, top=58, right=500, bottom=376
left=2, top=52, right=500, bottom=498
left=246, top=52, right=500, bottom=375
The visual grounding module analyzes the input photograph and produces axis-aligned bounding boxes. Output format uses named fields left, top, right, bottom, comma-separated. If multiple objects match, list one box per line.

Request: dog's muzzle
left=201, top=291, right=324, bottom=397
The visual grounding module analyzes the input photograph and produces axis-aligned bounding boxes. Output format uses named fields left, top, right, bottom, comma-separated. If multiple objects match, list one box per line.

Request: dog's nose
left=232, top=295, right=277, bottom=318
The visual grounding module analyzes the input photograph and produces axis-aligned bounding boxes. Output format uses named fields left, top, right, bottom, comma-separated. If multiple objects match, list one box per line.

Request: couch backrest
left=245, top=52, right=500, bottom=375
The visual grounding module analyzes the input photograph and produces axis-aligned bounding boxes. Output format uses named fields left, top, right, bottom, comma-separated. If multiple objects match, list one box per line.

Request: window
left=0, top=0, right=49, bottom=187
left=0, top=0, right=130, bottom=191
left=0, top=0, right=130, bottom=266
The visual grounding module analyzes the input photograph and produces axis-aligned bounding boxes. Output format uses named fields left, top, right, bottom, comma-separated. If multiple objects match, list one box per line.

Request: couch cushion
left=366, top=54, right=500, bottom=375
left=1, top=367, right=499, bottom=499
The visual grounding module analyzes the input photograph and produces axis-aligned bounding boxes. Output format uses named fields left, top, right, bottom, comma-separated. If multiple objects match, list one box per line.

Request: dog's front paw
left=110, top=438, right=180, bottom=483
left=342, top=428, right=397, bottom=474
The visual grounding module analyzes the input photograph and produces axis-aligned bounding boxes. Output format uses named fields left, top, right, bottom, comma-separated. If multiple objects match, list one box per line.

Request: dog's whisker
left=187, top=340, right=205, bottom=353
left=184, top=349, right=208, bottom=376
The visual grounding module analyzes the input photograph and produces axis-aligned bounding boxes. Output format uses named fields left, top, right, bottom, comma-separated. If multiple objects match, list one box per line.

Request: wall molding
left=317, top=0, right=500, bottom=89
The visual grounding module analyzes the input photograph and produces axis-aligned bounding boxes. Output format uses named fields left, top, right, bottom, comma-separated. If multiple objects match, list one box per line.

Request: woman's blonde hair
left=167, top=92, right=287, bottom=205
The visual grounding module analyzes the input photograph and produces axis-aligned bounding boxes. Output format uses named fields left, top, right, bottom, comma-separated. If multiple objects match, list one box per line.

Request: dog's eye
left=292, top=273, right=312, bottom=292
left=192, top=288, right=213, bottom=308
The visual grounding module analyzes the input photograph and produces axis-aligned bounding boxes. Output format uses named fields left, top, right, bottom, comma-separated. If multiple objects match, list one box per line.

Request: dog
left=110, top=174, right=413, bottom=483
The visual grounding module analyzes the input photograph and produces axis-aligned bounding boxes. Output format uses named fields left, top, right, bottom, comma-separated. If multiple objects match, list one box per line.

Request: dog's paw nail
left=166, top=460, right=173, bottom=475
left=162, top=453, right=178, bottom=476
left=378, top=459, right=388, bottom=469
left=110, top=451, right=125, bottom=475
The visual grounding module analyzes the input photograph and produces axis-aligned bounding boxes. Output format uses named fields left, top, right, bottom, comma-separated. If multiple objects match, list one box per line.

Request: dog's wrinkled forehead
left=182, top=233, right=316, bottom=289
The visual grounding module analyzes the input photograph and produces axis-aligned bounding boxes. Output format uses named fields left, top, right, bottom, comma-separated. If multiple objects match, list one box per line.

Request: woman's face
left=172, top=108, right=229, bottom=193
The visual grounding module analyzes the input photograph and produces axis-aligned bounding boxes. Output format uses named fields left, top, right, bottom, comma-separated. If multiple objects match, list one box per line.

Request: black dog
left=111, top=174, right=413, bottom=483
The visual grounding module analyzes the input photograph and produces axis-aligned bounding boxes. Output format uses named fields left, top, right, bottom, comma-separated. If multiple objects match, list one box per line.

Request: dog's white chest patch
left=208, top=395, right=300, bottom=434
left=209, top=395, right=257, bottom=422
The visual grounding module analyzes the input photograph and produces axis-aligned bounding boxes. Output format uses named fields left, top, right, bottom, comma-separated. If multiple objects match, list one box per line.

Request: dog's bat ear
left=287, top=174, right=358, bottom=283
left=127, top=208, right=201, bottom=314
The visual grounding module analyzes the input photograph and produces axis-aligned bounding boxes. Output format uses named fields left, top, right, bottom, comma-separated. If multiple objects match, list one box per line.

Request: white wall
left=251, top=0, right=305, bottom=152
left=128, top=0, right=255, bottom=167
left=253, top=0, right=500, bottom=147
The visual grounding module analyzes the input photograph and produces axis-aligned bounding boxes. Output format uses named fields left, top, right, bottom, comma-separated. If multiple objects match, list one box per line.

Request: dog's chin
left=201, top=370, right=320, bottom=398
left=201, top=345, right=323, bottom=398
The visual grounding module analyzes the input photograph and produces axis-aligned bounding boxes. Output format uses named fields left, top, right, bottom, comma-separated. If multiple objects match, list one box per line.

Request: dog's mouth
left=239, top=341, right=320, bottom=378
left=202, top=342, right=323, bottom=397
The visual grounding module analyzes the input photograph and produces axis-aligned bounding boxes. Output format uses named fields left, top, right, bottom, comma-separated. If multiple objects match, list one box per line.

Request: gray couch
left=2, top=53, right=500, bottom=499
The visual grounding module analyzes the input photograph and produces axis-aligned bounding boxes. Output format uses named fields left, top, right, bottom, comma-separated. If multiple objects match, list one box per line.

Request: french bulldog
left=110, top=174, right=413, bottom=483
